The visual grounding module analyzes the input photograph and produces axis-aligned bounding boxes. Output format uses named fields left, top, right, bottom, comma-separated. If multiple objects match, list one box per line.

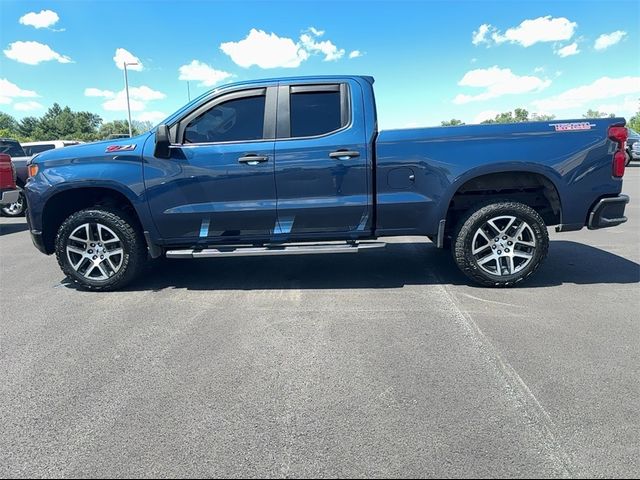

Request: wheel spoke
left=472, top=243, right=491, bottom=255
left=487, top=219, right=502, bottom=235
left=106, top=248, right=123, bottom=257
left=96, top=263, right=110, bottom=279
left=66, top=245, right=85, bottom=256
left=513, top=251, right=533, bottom=260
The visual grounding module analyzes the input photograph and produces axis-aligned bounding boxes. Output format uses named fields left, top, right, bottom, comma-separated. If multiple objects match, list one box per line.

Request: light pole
left=123, top=61, right=138, bottom=138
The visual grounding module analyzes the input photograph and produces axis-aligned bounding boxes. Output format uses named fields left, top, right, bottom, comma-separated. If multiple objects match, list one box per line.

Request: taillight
left=613, top=150, right=626, bottom=177
left=608, top=125, right=628, bottom=178
left=608, top=126, right=628, bottom=144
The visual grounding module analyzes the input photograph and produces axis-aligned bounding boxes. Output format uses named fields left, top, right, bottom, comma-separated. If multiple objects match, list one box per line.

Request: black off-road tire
left=452, top=201, right=549, bottom=287
left=55, top=208, right=147, bottom=291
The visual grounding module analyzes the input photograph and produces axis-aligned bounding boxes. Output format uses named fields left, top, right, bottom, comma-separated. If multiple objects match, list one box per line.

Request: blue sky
left=1, top=0, right=639, bottom=128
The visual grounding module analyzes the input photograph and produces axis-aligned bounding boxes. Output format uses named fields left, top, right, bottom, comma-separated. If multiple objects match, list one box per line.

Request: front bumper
left=25, top=209, right=48, bottom=254
left=588, top=195, right=629, bottom=230
left=0, top=189, right=20, bottom=206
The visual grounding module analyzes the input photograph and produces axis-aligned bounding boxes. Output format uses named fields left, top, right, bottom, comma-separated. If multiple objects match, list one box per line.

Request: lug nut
left=88, top=249, right=93, bottom=254
left=92, top=255, right=97, bottom=260
left=505, top=248, right=510, bottom=253
left=90, top=243, right=95, bottom=247
left=494, top=238, right=499, bottom=242
left=100, top=255, right=104, bottom=259
left=502, top=236, right=508, bottom=240
left=492, top=245, right=497, bottom=249
left=497, top=250, right=502, bottom=254
left=507, top=241, right=513, bottom=245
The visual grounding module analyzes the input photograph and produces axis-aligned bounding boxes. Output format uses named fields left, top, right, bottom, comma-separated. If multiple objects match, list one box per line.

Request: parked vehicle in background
left=0, top=138, right=30, bottom=217
left=626, top=128, right=639, bottom=165
left=24, top=75, right=630, bottom=290
left=631, top=140, right=640, bottom=162
left=21, top=140, right=83, bottom=157
left=106, top=134, right=131, bottom=140
left=0, top=153, right=20, bottom=209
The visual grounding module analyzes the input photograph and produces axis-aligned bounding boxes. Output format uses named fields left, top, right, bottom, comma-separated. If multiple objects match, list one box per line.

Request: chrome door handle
left=238, top=155, right=268, bottom=165
left=329, top=150, right=360, bottom=160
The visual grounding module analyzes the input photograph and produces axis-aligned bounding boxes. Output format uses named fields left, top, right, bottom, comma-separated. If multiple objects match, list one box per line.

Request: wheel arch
left=40, top=185, right=147, bottom=254
left=440, top=166, right=563, bottom=237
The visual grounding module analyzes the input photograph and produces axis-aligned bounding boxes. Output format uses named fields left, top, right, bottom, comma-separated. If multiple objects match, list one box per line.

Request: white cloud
left=454, top=66, right=551, bottom=104
left=13, top=101, right=43, bottom=111
left=475, top=16, right=576, bottom=48
left=136, top=111, right=168, bottom=124
left=221, top=29, right=308, bottom=68
left=555, top=42, right=580, bottom=57
left=534, top=66, right=545, bottom=73
left=309, top=27, right=324, bottom=37
left=596, top=96, right=639, bottom=117
left=19, top=9, right=60, bottom=29
left=472, top=24, right=491, bottom=45
left=84, top=88, right=115, bottom=98
left=220, top=27, right=352, bottom=68
left=0, top=78, right=39, bottom=104
left=532, top=76, right=640, bottom=112
left=178, top=60, right=232, bottom=87
left=128, top=85, right=166, bottom=101
left=594, top=31, right=627, bottom=50
left=4, top=41, right=72, bottom=65
left=299, top=33, right=344, bottom=61
left=89, top=85, right=165, bottom=112
left=113, top=48, right=143, bottom=70
left=473, top=110, right=501, bottom=123
left=349, top=50, right=362, bottom=59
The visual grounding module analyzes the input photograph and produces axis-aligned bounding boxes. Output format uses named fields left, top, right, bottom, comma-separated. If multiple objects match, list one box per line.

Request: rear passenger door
left=273, top=81, right=371, bottom=238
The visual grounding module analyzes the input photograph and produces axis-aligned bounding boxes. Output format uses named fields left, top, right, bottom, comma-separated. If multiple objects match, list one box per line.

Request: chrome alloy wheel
left=65, top=222, right=124, bottom=280
left=471, top=215, right=536, bottom=276
left=1, top=193, right=24, bottom=216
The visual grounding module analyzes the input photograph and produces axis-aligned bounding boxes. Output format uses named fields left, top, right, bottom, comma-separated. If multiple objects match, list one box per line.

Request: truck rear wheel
left=55, top=208, right=147, bottom=291
left=452, top=201, right=549, bottom=287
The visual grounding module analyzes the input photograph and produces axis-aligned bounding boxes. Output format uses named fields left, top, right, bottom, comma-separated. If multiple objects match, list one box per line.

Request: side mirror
left=154, top=124, right=171, bottom=159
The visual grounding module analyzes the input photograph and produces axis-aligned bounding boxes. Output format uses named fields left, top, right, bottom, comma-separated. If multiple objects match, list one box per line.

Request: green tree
left=17, top=116, right=40, bottom=140
left=441, top=119, right=464, bottom=126
left=628, top=110, right=640, bottom=132
left=583, top=109, right=616, bottom=119
left=0, top=112, right=18, bottom=132
left=98, top=120, right=139, bottom=139
left=530, top=113, right=556, bottom=122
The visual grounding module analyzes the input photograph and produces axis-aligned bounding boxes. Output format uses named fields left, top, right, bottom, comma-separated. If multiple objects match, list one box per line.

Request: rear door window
left=290, top=89, right=344, bottom=137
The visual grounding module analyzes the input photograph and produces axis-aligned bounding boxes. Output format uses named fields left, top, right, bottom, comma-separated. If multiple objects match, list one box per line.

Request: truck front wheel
left=452, top=201, right=549, bottom=287
left=55, top=208, right=147, bottom=291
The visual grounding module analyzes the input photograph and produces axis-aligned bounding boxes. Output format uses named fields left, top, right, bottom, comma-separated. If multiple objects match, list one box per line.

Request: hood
left=31, top=132, right=153, bottom=163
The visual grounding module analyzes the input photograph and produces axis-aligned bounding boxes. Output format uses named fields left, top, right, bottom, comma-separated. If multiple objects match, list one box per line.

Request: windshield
left=0, top=141, right=26, bottom=157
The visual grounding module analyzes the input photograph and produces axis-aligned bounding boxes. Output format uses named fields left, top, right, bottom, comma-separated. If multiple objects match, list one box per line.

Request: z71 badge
left=106, top=144, right=136, bottom=153
left=549, top=122, right=595, bottom=132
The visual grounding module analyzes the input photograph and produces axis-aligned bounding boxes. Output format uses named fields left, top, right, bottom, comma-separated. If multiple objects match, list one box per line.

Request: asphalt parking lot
left=1, top=167, right=639, bottom=478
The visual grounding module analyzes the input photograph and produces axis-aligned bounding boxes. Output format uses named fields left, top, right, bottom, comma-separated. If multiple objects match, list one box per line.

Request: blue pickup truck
left=24, top=75, right=630, bottom=290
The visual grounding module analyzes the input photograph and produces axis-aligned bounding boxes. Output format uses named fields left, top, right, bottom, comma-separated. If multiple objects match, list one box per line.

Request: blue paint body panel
left=24, top=75, right=626, bottom=255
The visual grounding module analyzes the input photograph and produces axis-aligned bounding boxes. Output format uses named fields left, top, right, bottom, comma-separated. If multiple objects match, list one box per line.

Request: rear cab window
left=0, top=141, right=26, bottom=157
left=286, top=84, right=349, bottom=138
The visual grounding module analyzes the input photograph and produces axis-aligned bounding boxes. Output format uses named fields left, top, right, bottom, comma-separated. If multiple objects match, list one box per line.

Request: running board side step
left=165, top=242, right=386, bottom=259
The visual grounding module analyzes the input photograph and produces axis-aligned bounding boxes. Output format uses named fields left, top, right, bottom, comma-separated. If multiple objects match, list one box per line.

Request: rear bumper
left=588, top=195, right=629, bottom=230
left=0, top=189, right=19, bottom=206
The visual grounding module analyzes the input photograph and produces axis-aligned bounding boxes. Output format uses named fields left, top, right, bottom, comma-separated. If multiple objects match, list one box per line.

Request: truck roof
left=213, top=75, right=375, bottom=89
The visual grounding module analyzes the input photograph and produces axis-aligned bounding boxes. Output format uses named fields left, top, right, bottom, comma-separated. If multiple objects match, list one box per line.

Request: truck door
left=273, top=81, right=372, bottom=238
left=143, top=87, right=278, bottom=243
